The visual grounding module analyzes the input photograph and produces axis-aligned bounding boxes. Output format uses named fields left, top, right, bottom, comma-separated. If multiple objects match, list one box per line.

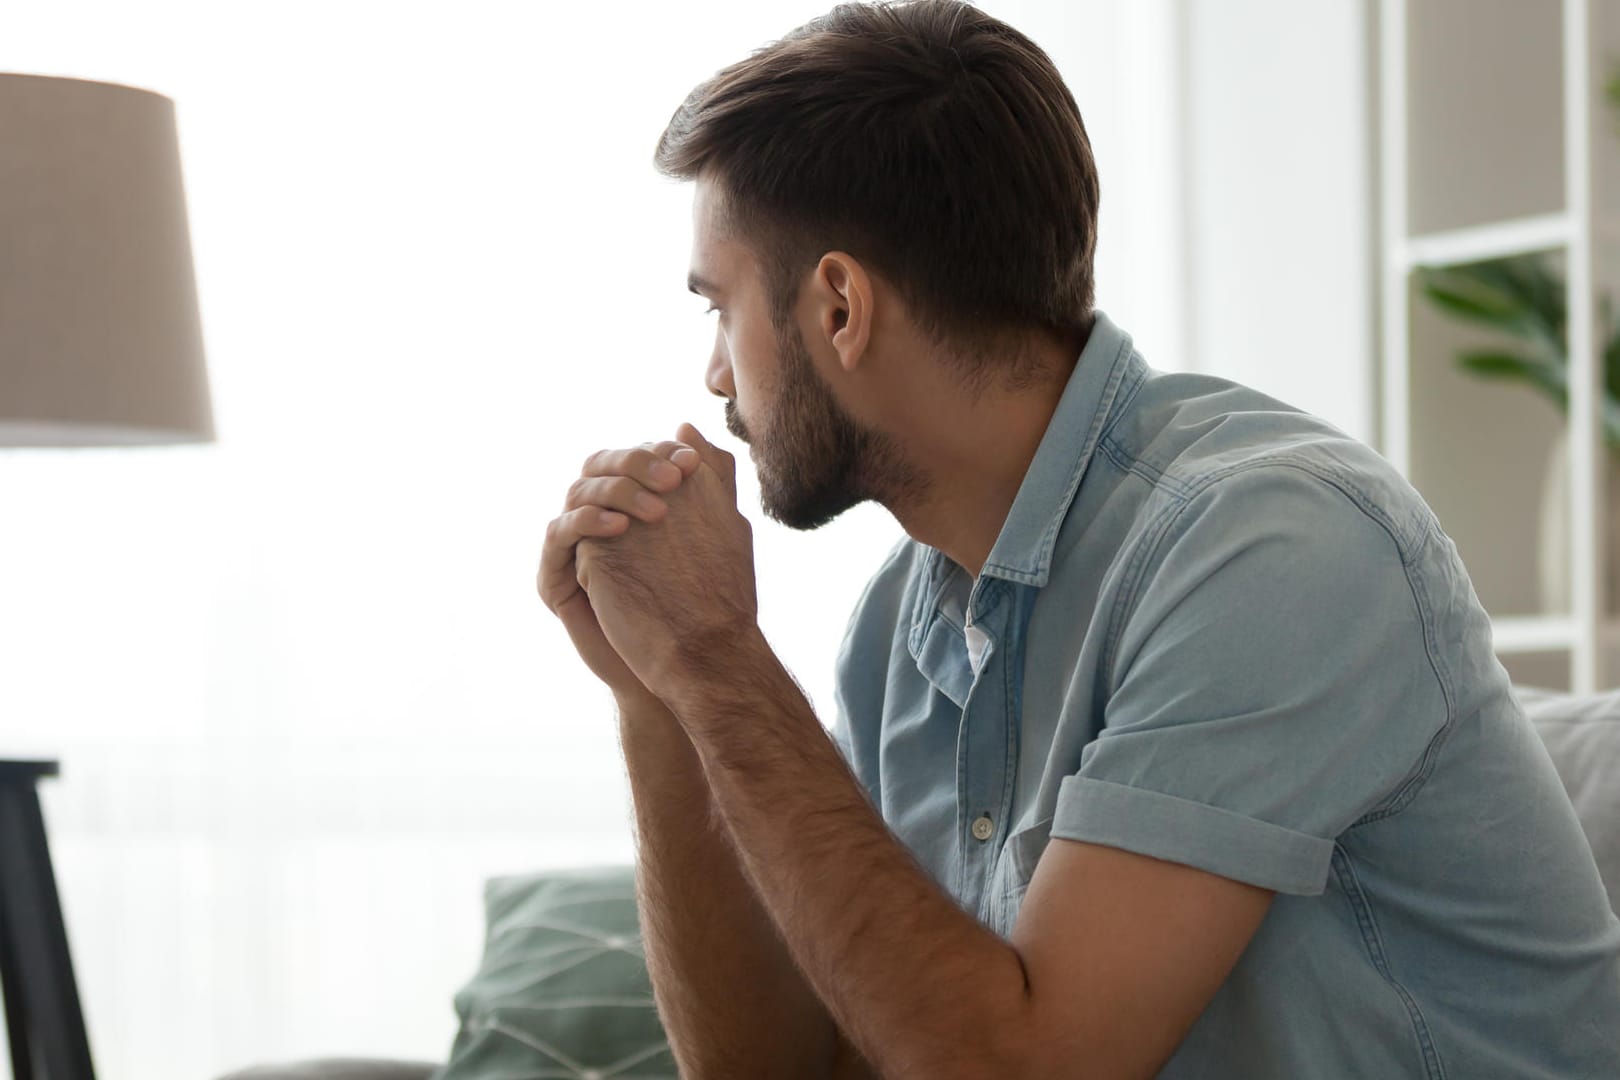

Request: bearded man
left=537, top=2, right=1620, bottom=1076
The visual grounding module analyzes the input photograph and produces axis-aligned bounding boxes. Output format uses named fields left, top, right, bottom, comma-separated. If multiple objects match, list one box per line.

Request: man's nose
left=705, top=350, right=734, bottom=399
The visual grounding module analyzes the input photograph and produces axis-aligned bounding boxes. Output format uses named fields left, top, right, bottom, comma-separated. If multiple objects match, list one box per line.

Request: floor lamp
left=0, top=72, right=214, bottom=1080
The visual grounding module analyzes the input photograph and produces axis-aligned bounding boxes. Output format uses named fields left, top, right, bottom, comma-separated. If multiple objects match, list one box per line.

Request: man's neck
left=881, top=335, right=1083, bottom=579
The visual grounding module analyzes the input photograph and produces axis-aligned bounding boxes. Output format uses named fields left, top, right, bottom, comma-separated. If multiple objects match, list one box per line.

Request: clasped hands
left=537, top=421, right=763, bottom=715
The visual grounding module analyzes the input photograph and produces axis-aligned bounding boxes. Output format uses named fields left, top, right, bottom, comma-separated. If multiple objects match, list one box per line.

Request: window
left=0, top=2, right=1184, bottom=1074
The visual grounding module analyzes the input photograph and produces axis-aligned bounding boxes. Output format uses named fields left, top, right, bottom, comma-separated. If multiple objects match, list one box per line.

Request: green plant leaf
left=1418, top=257, right=1566, bottom=365
left=1413, top=115, right=1620, bottom=451
left=1609, top=62, right=1620, bottom=131
left=1605, top=297, right=1620, bottom=403
left=1420, top=269, right=1530, bottom=326
left=1462, top=258, right=1566, bottom=356
left=1456, top=349, right=1570, bottom=410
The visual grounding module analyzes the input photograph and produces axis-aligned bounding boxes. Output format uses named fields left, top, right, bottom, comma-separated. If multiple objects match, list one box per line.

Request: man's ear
left=814, top=251, right=872, bottom=374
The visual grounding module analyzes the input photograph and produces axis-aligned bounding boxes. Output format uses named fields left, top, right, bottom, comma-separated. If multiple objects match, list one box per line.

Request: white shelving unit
left=1378, top=0, right=1618, bottom=694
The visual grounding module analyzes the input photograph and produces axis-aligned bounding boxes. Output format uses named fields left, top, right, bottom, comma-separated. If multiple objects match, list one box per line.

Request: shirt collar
left=906, top=310, right=1139, bottom=656
left=920, top=309, right=1138, bottom=602
left=907, top=307, right=1146, bottom=654
left=980, top=309, right=1138, bottom=587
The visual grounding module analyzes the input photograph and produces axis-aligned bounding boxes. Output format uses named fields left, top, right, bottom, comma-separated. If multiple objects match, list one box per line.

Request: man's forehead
left=688, top=181, right=748, bottom=294
left=691, top=173, right=723, bottom=221
left=690, top=179, right=731, bottom=246
left=686, top=229, right=725, bottom=295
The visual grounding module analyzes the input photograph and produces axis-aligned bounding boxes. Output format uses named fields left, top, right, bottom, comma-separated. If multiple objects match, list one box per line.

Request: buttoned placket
left=953, top=578, right=1017, bottom=910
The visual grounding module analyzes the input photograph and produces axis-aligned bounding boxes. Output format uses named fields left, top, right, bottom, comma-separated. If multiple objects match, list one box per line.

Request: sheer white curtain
left=0, top=2, right=1185, bottom=1076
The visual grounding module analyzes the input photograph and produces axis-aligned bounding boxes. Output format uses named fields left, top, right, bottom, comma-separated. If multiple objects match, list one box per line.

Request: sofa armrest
left=1517, top=685, right=1620, bottom=913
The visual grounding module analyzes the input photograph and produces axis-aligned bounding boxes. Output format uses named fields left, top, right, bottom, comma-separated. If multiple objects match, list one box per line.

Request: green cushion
left=436, top=864, right=675, bottom=1080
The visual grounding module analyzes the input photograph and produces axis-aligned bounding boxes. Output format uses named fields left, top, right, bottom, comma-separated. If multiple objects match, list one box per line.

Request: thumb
left=675, top=422, right=736, bottom=488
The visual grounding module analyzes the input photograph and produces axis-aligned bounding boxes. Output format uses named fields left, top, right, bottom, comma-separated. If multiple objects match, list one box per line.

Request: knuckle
left=583, top=448, right=616, bottom=475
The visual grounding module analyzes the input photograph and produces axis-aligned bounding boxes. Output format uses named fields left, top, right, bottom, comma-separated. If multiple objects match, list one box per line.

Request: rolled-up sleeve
left=1052, top=465, right=1451, bottom=896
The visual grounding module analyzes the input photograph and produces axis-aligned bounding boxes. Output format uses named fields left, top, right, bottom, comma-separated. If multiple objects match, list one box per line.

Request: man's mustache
left=725, top=400, right=751, bottom=444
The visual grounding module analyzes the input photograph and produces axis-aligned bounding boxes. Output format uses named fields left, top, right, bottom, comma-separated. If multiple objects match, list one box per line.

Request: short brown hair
left=654, top=0, right=1100, bottom=374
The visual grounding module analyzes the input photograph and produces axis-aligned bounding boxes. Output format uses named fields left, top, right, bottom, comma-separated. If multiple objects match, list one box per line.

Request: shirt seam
left=1100, top=488, right=1191, bottom=692
left=1331, top=843, right=1448, bottom=1079
left=1097, top=362, right=1148, bottom=444
left=1097, top=432, right=1199, bottom=501
left=1101, top=458, right=1459, bottom=823
left=1349, top=515, right=1461, bottom=825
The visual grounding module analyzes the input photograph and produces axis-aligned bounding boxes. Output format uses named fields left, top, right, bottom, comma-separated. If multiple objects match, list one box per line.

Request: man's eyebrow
left=687, top=271, right=720, bottom=297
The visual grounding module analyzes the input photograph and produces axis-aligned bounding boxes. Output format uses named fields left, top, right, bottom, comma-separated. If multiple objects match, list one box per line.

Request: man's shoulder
left=1099, top=372, right=1434, bottom=560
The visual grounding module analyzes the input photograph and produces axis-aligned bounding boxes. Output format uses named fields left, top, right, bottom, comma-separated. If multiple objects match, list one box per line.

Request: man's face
left=689, top=179, right=883, bottom=530
left=726, top=313, right=872, bottom=530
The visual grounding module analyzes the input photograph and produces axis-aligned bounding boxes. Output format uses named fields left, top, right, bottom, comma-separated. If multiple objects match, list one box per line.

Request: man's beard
left=725, top=318, right=913, bottom=531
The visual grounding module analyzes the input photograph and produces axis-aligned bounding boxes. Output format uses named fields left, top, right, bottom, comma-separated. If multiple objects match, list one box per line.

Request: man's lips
left=724, top=400, right=751, bottom=445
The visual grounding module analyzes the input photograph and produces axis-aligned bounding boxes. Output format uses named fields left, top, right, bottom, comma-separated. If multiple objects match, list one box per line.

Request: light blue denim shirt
left=832, top=311, right=1620, bottom=1077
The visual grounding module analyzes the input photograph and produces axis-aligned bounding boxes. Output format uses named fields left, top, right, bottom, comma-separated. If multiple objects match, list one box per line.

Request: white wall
left=0, top=3, right=1224, bottom=1077
left=1183, top=0, right=1378, bottom=444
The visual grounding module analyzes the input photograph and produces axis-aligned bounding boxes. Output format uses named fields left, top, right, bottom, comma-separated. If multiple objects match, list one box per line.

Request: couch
left=217, top=685, right=1620, bottom=1080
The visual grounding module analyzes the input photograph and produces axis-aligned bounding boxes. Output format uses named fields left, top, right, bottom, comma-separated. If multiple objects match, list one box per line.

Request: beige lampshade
left=0, top=73, right=214, bottom=446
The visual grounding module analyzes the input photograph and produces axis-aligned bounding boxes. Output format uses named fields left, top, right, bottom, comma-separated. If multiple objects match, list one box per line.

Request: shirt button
left=971, top=815, right=994, bottom=842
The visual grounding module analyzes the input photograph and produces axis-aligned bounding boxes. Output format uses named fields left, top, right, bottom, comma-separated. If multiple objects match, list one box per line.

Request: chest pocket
left=982, top=815, right=1054, bottom=936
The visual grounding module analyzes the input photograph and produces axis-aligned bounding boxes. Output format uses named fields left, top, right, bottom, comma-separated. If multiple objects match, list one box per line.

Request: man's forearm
left=617, top=694, right=840, bottom=1076
left=666, top=640, right=1034, bottom=1080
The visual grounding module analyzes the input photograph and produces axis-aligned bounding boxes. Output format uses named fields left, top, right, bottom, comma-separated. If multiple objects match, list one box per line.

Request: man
left=537, top=1, right=1620, bottom=1076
